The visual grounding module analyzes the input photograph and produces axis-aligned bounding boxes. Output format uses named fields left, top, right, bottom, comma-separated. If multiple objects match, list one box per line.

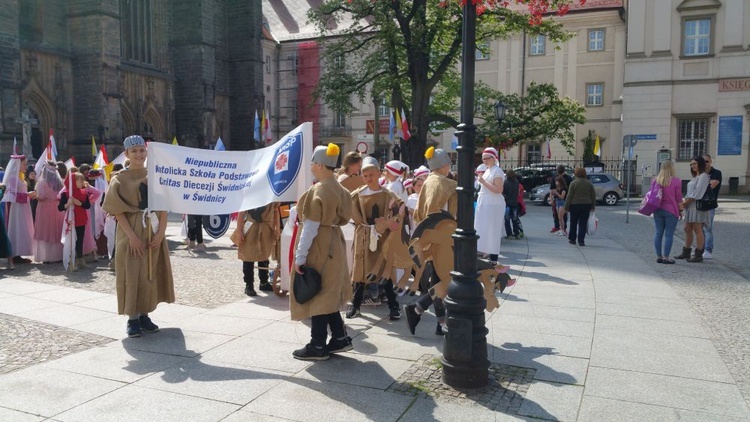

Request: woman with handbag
left=292, top=144, right=353, bottom=361
left=675, top=156, right=710, bottom=263
left=651, top=160, right=682, bottom=264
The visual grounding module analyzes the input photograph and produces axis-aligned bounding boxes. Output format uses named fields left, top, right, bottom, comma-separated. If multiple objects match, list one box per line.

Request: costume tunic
left=475, top=165, right=506, bottom=255
left=82, top=186, right=102, bottom=255
left=237, top=203, right=278, bottom=262
left=32, top=179, right=65, bottom=262
left=414, top=173, right=457, bottom=223
left=102, top=168, right=175, bottom=316
left=290, top=177, right=352, bottom=321
left=350, top=186, right=400, bottom=284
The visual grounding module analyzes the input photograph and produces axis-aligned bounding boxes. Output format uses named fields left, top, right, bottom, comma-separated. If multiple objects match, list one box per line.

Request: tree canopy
left=309, top=0, right=585, bottom=166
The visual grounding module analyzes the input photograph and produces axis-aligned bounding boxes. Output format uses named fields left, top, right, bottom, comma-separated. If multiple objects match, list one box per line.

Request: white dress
left=475, top=165, right=505, bottom=255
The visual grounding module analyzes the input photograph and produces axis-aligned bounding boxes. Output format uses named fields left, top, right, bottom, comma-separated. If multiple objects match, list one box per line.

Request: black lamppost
left=441, top=3, right=489, bottom=389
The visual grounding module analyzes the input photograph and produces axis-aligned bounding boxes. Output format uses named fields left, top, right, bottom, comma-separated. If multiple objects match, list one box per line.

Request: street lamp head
left=494, top=101, right=507, bottom=122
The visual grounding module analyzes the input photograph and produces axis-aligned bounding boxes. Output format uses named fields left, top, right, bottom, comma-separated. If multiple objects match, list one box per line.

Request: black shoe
left=244, top=285, right=257, bottom=297
left=435, top=324, right=445, bottom=336
left=404, top=304, right=421, bottom=335
left=578, top=242, right=585, bottom=247
left=662, top=258, right=675, bottom=264
left=292, top=343, right=329, bottom=361
left=569, top=240, right=576, bottom=245
left=126, top=319, right=142, bottom=338
left=259, top=282, right=273, bottom=292
left=389, top=307, right=402, bottom=320
left=139, top=315, right=159, bottom=333
left=12, top=257, right=31, bottom=264
left=327, top=336, right=353, bottom=354
left=345, top=306, right=361, bottom=319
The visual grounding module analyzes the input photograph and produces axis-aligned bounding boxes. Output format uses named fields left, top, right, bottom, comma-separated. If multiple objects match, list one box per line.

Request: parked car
left=512, top=165, right=574, bottom=191
left=529, top=173, right=624, bottom=206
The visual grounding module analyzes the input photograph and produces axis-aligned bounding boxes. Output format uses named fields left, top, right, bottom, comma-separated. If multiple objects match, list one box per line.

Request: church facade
left=0, top=0, right=264, bottom=164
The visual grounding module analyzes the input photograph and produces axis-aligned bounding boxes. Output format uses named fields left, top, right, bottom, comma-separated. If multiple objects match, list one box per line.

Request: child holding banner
left=103, top=135, right=175, bottom=338
left=232, top=203, right=280, bottom=296
left=291, top=143, right=353, bottom=361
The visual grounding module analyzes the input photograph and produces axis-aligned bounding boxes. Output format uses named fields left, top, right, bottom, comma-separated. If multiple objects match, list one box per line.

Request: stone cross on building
left=15, top=107, right=38, bottom=159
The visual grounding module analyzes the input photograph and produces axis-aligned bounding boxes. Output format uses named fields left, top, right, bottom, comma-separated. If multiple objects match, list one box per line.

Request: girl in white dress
left=1, top=155, right=35, bottom=263
left=474, top=147, right=505, bottom=263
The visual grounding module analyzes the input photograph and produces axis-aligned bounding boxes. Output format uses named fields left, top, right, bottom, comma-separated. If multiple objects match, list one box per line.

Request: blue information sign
left=635, top=134, right=657, bottom=141
left=717, top=115, right=743, bottom=156
left=202, top=214, right=231, bottom=239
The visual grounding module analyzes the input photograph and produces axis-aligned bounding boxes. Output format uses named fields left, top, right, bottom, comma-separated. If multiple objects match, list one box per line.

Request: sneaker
left=435, top=324, right=445, bottom=336
left=244, top=285, right=257, bottom=297
left=703, top=251, right=712, bottom=259
left=345, top=306, right=361, bottom=319
left=327, top=336, right=353, bottom=354
left=557, top=231, right=565, bottom=236
left=259, top=282, right=274, bottom=292
left=513, top=235, right=520, bottom=240
left=126, top=319, right=142, bottom=338
left=404, top=304, right=421, bottom=335
left=389, top=307, right=402, bottom=320
left=550, top=227, right=560, bottom=233
left=187, top=241, right=195, bottom=249
left=194, top=243, right=206, bottom=251
left=293, top=343, right=329, bottom=361
left=139, top=315, right=159, bottom=333
left=518, top=232, right=525, bottom=239
left=505, top=235, right=514, bottom=240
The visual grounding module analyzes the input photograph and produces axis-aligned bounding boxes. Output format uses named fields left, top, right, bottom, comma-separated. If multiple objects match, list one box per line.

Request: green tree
left=308, top=0, right=582, bottom=167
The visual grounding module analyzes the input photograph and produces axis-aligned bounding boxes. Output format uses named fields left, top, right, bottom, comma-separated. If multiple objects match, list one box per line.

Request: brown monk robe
left=413, top=172, right=458, bottom=224
left=290, top=177, right=352, bottom=321
left=232, top=203, right=280, bottom=295
left=349, top=186, right=401, bottom=285
left=348, top=184, right=403, bottom=317
left=102, top=167, right=175, bottom=317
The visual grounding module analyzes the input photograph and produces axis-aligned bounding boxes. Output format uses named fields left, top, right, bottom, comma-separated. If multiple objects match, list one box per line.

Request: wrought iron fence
left=490, top=156, right=640, bottom=193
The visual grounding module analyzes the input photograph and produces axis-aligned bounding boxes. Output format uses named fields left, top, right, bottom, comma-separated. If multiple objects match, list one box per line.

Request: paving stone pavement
left=0, top=218, right=257, bottom=309
left=389, top=354, right=535, bottom=415
left=593, top=196, right=750, bottom=408
left=0, top=313, right=111, bottom=374
left=0, top=203, right=748, bottom=421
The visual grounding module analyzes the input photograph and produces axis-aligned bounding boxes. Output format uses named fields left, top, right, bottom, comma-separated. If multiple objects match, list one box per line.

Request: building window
left=335, top=111, right=346, bottom=128
left=678, top=118, right=708, bottom=160
left=292, top=100, right=299, bottom=124
left=588, top=29, right=604, bottom=51
left=530, top=35, right=545, bottom=56
left=586, top=83, right=603, bottom=106
left=476, top=42, right=490, bottom=60
left=265, top=56, right=271, bottom=73
left=120, top=0, right=153, bottom=64
left=526, top=144, right=541, bottom=164
left=378, top=99, right=389, bottom=118
left=683, top=18, right=711, bottom=56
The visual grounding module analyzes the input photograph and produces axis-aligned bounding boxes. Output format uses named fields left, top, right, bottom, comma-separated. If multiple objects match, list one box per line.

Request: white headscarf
left=38, top=160, right=63, bottom=193
left=1, top=155, right=25, bottom=203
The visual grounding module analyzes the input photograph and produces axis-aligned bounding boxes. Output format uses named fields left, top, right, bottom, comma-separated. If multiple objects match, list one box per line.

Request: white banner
left=148, top=123, right=312, bottom=214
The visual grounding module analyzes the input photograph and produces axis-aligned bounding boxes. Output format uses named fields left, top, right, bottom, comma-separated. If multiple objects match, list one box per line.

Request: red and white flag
left=61, top=174, right=77, bottom=271
left=93, top=145, right=109, bottom=169
left=400, top=108, right=411, bottom=141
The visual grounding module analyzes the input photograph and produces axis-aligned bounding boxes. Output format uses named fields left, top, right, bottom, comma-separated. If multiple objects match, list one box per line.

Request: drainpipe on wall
left=519, top=30, right=527, bottom=162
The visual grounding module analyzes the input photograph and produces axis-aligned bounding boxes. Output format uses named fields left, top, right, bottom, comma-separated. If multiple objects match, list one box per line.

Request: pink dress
left=33, top=180, right=65, bottom=262
left=5, top=180, right=35, bottom=257
left=83, top=186, right=102, bottom=255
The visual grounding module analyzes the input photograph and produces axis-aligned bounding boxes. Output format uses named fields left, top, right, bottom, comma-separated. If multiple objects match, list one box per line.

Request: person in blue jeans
left=651, top=160, right=683, bottom=264
left=701, top=154, right=721, bottom=259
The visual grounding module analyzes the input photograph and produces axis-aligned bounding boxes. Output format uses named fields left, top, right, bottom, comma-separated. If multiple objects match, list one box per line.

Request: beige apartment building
left=622, top=0, right=750, bottom=192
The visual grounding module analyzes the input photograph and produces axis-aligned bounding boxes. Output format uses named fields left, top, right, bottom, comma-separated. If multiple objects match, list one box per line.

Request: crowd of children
left=2, top=139, right=524, bottom=357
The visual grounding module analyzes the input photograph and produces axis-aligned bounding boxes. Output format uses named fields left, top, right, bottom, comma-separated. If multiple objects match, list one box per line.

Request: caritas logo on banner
left=148, top=123, right=313, bottom=215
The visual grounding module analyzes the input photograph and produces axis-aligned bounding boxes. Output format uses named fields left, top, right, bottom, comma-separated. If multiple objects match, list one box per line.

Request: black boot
left=687, top=249, right=704, bottom=263
left=674, top=247, right=692, bottom=260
